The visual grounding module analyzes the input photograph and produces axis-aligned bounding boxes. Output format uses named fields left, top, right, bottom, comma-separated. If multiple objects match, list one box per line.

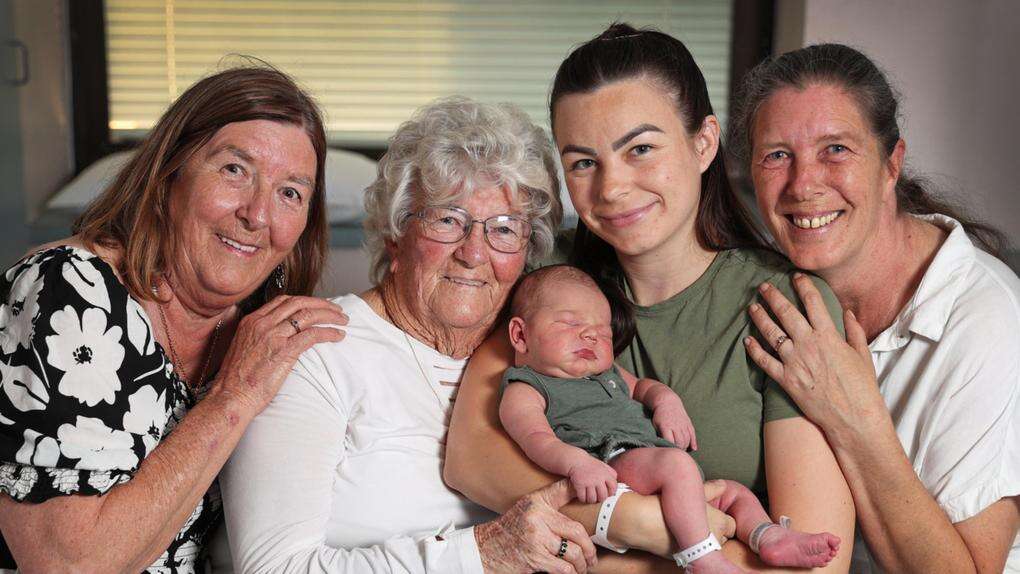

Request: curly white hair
left=363, top=96, right=562, bottom=284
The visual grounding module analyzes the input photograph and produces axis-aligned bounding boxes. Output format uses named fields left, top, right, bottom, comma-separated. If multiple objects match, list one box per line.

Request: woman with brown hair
left=445, top=24, right=855, bottom=571
left=0, top=66, right=347, bottom=572
left=731, top=43, right=1019, bottom=573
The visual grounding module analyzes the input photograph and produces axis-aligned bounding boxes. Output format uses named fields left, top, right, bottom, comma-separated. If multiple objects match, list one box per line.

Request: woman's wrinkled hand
left=475, top=479, right=597, bottom=574
left=215, top=295, right=347, bottom=413
left=743, top=273, right=885, bottom=435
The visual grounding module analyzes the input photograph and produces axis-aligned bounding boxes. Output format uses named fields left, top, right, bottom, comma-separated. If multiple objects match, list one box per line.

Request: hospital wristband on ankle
left=590, top=482, right=631, bottom=553
left=748, top=515, right=792, bottom=554
left=673, top=532, right=721, bottom=568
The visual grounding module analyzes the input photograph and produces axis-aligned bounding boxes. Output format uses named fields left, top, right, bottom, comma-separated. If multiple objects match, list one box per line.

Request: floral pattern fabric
left=0, top=246, right=221, bottom=573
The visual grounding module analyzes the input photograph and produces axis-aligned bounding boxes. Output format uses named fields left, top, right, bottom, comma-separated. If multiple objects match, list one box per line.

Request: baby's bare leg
left=711, top=479, right=840, bottom=568
left=611, top=448, right=744, bottom=574
left=705, top=479, right=771, bottom=542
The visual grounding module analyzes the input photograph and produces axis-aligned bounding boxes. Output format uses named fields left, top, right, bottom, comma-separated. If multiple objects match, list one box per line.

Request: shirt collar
left=869, top=214, right=975, bottom=352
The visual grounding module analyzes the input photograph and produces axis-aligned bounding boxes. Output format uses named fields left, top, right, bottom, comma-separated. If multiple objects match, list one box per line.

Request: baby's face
left=517, top=281, right=615, bottom=378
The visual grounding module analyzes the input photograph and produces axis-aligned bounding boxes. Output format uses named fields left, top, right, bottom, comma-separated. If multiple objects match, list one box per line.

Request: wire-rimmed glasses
left=412, top=206, right=532, bottom=254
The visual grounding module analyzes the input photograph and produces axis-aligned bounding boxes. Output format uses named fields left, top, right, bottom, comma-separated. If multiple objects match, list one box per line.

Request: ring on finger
left=774, top=334, right=789, bottom=349
left=289, top=318, right=301, bottom=334
left=555, top=537, right=568, bottom=558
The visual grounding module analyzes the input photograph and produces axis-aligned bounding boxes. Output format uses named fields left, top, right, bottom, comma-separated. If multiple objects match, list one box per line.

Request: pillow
left=46, top=151, right=132, bottom=211
left=46, top=149, right=379, bottom=225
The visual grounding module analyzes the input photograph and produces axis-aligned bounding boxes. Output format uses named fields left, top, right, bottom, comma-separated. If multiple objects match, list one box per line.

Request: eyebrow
left=287, top=173, right=314, bottom=189
left=208, top=144, right=255, bottom=163
left=208, top=144, right=313, bottom=189
left=818, top=130, right=860, bottom=144
left=559, top=123, right=664, bottom=156
left=560, top=143, right=597, bottom=157
left=612, top=123, right=663, bottom=151
left=758, top=130, right=861, bottom=150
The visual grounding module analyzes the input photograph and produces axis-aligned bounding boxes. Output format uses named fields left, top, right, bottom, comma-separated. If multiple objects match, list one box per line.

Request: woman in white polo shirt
left=730, top=43, right=1020, bottom=572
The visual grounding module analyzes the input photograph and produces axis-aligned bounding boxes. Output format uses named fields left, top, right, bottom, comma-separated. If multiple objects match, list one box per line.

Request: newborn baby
left=499, top=265, right=840, bottom=573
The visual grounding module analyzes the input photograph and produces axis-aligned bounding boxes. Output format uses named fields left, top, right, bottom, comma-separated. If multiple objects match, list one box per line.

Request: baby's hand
left=653, top=395, right=698, bottom=451
left=567, top=457, right=618, bottom=504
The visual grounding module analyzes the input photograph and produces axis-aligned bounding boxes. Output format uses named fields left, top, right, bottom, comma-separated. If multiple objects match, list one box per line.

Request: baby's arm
left=622, top=368, right=698, bottom=451
left=499, top=382, right=618, bottom=504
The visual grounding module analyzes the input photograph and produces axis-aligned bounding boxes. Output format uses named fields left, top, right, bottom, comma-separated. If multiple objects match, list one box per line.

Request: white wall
left=12, top=0, right=74, bottom=220
left=1, top=0, right=30, bottom=267
left=317, top=246, right=374, bottom=298
left=781, top=0, right=1020, bottom=247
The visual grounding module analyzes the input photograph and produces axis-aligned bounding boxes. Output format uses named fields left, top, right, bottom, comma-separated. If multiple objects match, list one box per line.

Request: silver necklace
left=153, top=283, right=223, bottom=389
left=402, top=330, right=448, bottom=411
left=378, top=288, right=450, bottom=411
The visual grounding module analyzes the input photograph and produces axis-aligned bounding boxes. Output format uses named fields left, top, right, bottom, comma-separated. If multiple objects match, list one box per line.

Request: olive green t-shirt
left=538, top=242, right=844, bottom=498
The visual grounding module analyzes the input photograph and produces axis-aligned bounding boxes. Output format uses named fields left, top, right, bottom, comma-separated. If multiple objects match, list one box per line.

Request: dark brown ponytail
left=550, top=23, right=769, bottom=292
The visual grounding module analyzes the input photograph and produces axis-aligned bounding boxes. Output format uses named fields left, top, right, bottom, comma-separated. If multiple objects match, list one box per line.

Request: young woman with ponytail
left=445, top=24, right=856, bottom=572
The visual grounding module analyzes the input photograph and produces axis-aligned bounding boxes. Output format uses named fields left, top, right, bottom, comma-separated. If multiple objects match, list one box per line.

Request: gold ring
left=775, top=334, right=789, bottom=348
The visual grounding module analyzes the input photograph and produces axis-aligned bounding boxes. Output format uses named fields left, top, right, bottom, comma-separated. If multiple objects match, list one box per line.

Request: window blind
left=105, top=0, right=732, bottom=146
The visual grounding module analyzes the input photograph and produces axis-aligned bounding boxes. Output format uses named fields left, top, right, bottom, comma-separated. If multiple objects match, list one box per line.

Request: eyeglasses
left=412, top=206, right=532, bottom=254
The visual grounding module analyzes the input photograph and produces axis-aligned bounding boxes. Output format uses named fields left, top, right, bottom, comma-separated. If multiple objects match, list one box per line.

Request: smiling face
left=750, top=83, right=903, bottom=275
left=509, top=278, right=614, bottom=379
left=167, top=119, right=316, bottom=307
left=552, top=78, right=718, bottom=260
left=387, top=184, right=528, bottom=335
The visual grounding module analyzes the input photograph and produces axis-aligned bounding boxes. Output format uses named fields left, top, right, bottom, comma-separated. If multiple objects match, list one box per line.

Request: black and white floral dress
left=0, top=246, right=221, bottom=573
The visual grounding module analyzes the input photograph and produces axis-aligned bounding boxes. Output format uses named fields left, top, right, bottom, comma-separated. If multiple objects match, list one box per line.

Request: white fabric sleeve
left=219, top=345, right=484, bottom=574
left=917, top=299, right=1020, bottom=523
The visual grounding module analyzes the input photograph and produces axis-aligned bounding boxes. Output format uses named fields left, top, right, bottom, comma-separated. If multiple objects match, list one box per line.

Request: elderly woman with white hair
left=219, top=97, right=598, bottom=573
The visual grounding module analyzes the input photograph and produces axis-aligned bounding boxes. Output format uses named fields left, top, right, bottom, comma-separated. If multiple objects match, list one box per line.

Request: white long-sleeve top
left=220, top=294, right=496, bottom=573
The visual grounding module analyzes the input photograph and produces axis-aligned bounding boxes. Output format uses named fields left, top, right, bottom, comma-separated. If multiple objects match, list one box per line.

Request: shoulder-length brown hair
left=74, top=65, right=328, bottom=310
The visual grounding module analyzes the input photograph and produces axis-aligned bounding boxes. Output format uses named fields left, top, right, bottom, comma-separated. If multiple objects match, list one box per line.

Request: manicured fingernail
left=758, top=282, right=770, bottom=293
left=749, top=303, right=761, bottom=312
left=847, top=309, right=856, bottom=320
left=793, top=271, right=805, bottom=279
left=744, top=336, right=753, bottom=345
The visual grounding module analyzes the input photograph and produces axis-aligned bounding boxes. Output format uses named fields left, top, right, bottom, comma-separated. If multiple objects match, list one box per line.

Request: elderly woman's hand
left=215, top=295, right=347, bottom=413
left=743, top=274, right=887, bottom=437
left=475, top=479, right=597, bottom=574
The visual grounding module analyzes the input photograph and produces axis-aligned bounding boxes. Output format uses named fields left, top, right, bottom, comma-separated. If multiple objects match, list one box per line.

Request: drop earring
left=274, top=264, right=286, bottom=290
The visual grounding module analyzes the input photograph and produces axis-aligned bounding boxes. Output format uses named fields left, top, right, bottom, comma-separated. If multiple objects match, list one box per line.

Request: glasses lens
left=421, top=207, right=468, bottom=242
left=484, top=215, right=531, bottom=253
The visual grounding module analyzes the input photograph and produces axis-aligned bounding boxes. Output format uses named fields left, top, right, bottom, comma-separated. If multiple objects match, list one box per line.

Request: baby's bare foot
left=683, top=550, right=747, bottom=574
left=757, top=526, right=840, bottom=568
